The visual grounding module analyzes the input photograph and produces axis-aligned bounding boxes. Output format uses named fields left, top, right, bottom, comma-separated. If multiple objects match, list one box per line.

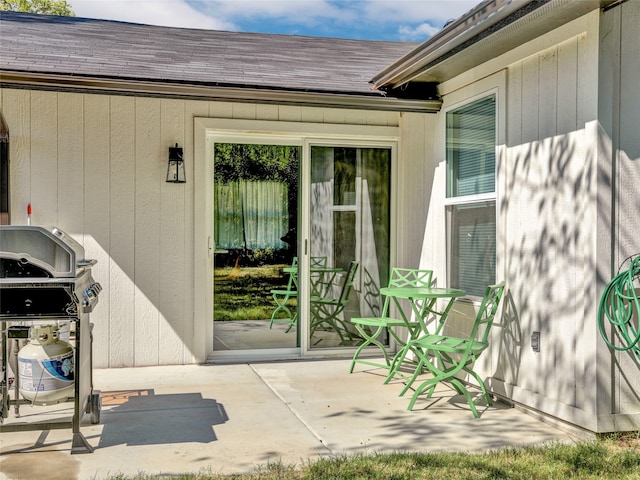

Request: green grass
left=103, top=438, right=640, bottom=479
left=214, top=264, right=294, bottom=321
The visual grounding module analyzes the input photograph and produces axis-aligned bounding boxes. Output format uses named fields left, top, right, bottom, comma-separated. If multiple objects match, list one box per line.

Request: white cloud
left=69, top=0, right=480, bottom=38
left=197, top=0, right=354, bottom=26
left=71, top=0, right=235, bottom=30
left=398, top=22, right=441, bottom=41
left=208, top=0, right=340, bottom=17
left=361, top=0, right=477, bottom=25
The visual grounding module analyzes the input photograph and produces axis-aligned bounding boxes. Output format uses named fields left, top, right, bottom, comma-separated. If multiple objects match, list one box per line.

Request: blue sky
left=70, top=0, right=479, bottom=41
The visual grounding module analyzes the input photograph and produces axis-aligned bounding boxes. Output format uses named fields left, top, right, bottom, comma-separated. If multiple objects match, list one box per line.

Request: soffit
left=373, top=0, right=617, bottom=89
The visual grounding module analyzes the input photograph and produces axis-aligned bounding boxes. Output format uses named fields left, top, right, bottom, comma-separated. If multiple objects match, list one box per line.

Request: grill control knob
left=82, top=283, right=102, bottom=311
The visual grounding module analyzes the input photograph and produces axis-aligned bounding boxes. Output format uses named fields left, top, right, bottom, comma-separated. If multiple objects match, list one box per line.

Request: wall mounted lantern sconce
left=166, top=143, right=186, bottom=183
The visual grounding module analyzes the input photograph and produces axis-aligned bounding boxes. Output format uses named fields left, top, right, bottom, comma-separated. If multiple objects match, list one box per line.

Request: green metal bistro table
left=284, top=266, right=344, bottom=298
left=379, top=286, right=466, bottom=383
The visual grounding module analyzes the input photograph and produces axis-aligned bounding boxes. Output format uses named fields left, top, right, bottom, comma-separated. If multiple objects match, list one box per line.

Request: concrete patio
left=0, top=358, right=590, bottom=480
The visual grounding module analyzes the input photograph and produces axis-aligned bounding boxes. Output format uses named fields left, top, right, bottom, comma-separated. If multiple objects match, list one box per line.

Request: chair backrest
left=286, top=257, right=298, bottom=289
left=337, top=261, right=360, bottom=304
left=469, top=281, right=506, bottom=348
left=311, top=256, right=328, bottom=268
left=381, top=268, right=434, bottom=316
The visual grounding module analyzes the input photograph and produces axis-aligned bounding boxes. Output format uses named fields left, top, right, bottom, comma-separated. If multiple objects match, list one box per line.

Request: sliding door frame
left=195, top=117, right=398, bottom=362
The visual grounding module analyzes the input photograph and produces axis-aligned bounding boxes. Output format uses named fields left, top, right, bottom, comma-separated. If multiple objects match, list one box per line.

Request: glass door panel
left=309, top=146, right=391, bottom=349
left=212, top=143, right=300, bottom=351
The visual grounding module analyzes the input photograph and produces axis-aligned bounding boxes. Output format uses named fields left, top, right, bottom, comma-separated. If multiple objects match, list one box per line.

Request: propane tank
left=18, top=324, right=74, bottom=405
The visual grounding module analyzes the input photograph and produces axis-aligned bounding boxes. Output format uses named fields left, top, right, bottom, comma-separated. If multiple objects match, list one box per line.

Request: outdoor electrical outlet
left=531, top=331, right=540, bottom=352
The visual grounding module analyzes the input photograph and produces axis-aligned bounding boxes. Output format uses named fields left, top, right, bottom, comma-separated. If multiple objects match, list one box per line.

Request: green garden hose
left=598, top=255, right=640, bottom=361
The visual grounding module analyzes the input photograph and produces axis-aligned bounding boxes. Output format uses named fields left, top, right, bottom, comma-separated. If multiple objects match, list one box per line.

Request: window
left=446, top=95, right=496, bottom=297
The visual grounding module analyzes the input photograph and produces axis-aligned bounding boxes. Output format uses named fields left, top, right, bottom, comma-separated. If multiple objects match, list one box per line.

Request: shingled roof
left=0, top=11, right=420, bottom=99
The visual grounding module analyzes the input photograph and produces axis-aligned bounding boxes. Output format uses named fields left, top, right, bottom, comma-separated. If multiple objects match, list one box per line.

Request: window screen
left=447, top=202, right=496, bottom=296
left=446, top=95, right=497, bottom=297
left=446, top=96, right=496, bottom=198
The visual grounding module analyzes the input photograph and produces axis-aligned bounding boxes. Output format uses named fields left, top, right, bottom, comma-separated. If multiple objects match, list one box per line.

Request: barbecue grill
left=0, top=225, right=101, bottom=453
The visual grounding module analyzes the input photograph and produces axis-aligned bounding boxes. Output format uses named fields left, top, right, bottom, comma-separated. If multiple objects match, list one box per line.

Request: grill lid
left=0, top=225, right=89, bottom=278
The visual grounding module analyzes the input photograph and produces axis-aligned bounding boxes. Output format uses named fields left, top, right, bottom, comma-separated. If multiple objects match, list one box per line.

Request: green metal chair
left=348, top=268, right=434, bottom=374
left=309, top=255, right=332, bottom=297
left=269, top=257, right=298, bottom=332
left=311, top=256, right=328, bottom=268
left=310, top=261, right=359, bottom=344
left=399, top=282, right=505, bottom=417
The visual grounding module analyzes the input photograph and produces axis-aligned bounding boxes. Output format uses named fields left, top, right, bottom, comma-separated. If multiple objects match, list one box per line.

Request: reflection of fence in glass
left=214, top=180, right=289, bottom=250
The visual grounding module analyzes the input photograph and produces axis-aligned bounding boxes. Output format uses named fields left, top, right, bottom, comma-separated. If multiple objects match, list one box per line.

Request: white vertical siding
left=133, top=97, right=162, bottom=366
left=618, top=4, right=640, bottom=257
left=397, top=113, right=439, bottom=275
left=57, top=93, right=84, bottom=232
left=84, top=95, right=112, bottom=368
left=1, top=88, right=399, bottom=368
left=4, top=90, right=30, bottom=222
left=557, top=38, right=578, bottom=135
left=31, top=91, right=58, bottom=223
left=159, top=99, right=186, bottom=365
left=108, top=95, right=136, bottom=367
left=504, top=35, right=596, bottom=417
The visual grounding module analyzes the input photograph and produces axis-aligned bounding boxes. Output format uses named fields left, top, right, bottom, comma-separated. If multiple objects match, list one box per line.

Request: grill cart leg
left=71, top=431, right=94, bottom=454
left=89, top=391, right=101, bottom=425
left=1, top=321, right=7, bottom=422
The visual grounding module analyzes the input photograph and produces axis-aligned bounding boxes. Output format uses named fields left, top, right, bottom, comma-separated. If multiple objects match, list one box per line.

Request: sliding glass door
left=212, top=143, right=300, bottom=351
left=200, top=121, right=396, bottom=360
left=308, top=145, right=391, bottom=349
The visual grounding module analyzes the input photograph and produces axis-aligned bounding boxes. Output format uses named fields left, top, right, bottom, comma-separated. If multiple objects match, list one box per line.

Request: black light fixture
left=166, top=143, right=186, bottom=183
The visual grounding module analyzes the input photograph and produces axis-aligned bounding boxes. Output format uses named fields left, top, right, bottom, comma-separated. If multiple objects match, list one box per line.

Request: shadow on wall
left=492, top=290, right=522, bottom=397
left=494, top=133, right=592, bottom=407
left=491, top=120, right=640, bottom=421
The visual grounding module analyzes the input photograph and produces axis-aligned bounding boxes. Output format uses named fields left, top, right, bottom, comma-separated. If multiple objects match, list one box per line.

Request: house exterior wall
left=411, top=9, right=639, bottom=432
left=0, top=87, right=400, bottom=368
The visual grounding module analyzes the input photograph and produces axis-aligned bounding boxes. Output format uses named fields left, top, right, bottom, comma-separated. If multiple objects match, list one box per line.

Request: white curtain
left=310, top=180, right=334, bottom=263
left=358, top=178, right=381, bottom=317
left=215, top=180, right=288, bottom=250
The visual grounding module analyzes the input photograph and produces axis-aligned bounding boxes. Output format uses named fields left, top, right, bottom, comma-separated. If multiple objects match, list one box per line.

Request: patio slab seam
left=248, top=362, right=335, bottom=455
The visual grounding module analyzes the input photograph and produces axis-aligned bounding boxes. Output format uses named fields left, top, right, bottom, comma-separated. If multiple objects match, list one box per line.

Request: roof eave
left=371, top=0, right=617, bottom=90
left=0, top=71, right=442, bottom=114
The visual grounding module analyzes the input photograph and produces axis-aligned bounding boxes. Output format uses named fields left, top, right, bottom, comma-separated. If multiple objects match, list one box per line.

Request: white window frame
left=440, top=71, right=505, bottom=300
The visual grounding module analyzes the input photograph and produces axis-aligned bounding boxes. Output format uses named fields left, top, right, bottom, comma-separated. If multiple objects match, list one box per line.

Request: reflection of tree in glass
left=333, top=147, right=357, bottom=205
left=213, top=144, right=298, bottom=185
left=213, top=143, right=300, bottom=256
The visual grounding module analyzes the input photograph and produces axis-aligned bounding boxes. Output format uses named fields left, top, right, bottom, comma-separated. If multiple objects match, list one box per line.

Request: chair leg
left=349, top=325, right=390, bottom=373
left=405, top=351, right=452, bottom=408
left=449, top=378, right=480, bottom=418
left=384, top=343, right=409, bottom=384
left=464, top=366, right=493, bottom=407
left=398, top=358, right=426, bottom=397
left=270, top=303, right=294, bottom=329
left=407, top=369, right=484, bottom=418
left=284, top=315, right=297, bottom=333
left=407, top=374, right=441, bottom=410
